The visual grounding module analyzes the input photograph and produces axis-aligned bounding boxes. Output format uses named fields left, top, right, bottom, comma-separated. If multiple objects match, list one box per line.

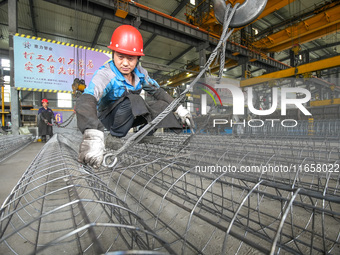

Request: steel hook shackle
left=213, top=0, right=268, bottom=28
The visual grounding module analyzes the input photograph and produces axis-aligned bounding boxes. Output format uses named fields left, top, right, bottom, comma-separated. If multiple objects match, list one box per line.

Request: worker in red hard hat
left=76, top=24, right=192, bottom=168
left=38, top=99, right=57, bottom=142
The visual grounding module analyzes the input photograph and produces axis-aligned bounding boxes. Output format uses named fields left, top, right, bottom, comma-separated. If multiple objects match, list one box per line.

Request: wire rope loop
left=103, top=153, right=118, bottom=168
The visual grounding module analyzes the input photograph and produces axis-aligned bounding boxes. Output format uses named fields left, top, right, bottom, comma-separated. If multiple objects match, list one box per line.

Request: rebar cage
left=1, top=131, right=339, bottom=254
left=0, top=134, right=33, bottom=163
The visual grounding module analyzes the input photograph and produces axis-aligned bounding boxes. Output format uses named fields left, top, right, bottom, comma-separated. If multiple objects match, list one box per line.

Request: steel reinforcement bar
left=0, top=132, right=339, bottom=254
left=0, top=135, right=33, bottom=163
left=0, top=133, right=174, bottom=255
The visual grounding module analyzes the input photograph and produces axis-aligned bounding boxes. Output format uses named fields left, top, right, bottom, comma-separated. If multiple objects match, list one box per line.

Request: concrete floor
left=0, top=142, right=44, bottom=206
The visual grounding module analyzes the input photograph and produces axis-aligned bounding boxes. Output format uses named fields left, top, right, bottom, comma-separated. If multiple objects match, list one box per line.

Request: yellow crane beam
left=186, top=0, right=295, bottom=34
left=240, top=55, right=340, bottom=87
left=310, top=98, right=340, bottom=107
left=228, top=0, right=297, bottom=25
left=161, top=59, right=238, bottom=88
left=252, top=4, right=340, bottom=52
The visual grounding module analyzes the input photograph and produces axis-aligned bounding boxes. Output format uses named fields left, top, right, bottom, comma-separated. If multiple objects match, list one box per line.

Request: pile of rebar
left=0, top=134, right=33, bottom=163
left=0, top=133, right=173, bottom=254
left=195, top=118, right=340, bottom=137
left=106, top=134, right=340, bottom=254
left=0, top=132, right=339, bottom=254
left=240, top=119, right=340, bottom=137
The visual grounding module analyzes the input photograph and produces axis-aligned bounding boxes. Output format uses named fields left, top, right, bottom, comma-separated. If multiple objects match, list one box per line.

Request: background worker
left=76, top=25, right=192, bottom=168
left=38, top=99, right=57, bottom=142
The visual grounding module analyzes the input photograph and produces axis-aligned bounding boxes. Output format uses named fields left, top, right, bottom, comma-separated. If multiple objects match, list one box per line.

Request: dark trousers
left=101, top=98, right=147, bottom=137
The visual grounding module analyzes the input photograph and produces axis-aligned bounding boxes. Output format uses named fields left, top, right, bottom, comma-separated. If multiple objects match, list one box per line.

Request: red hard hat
left=107, top=25, right=144, bottom=56
left=42, top=99, right=48, bottom=103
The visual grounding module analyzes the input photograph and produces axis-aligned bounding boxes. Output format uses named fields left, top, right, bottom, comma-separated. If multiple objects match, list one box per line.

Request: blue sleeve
left=83, top=63, right=116, bottom=101
left=136, top=64, right=160, bottom=95
left=142, top=77, right=160, bottom=95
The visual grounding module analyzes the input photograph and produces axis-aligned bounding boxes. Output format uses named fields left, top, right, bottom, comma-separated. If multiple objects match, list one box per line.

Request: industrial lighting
left=186, top=72, right=189, bottom=75
left=252, top=28, right=259, bottom=35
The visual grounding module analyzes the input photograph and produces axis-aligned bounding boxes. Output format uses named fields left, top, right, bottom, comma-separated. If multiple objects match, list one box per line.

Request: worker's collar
left=133, top=65, right=145, bottom=79
left=110, top=60, right=145, bottom=82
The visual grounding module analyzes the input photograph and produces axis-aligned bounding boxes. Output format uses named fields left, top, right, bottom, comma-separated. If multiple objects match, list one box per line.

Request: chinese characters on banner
left=14, top=36, right=111, bottom=91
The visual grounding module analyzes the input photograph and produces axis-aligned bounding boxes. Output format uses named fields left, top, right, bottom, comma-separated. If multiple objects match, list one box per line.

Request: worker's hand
left=176, top=105, right=193, bottom=127
left=43, top=119, right=49, bottom=124
left=78, top=129, right=105, bottom=169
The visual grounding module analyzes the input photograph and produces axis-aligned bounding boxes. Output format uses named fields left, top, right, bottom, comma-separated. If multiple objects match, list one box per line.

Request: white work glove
left=78, top=129, right=105, bottom=169
left=176, top=105, right=193, bottom=127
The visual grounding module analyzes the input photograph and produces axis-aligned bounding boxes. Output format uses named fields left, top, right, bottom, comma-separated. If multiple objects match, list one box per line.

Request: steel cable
left=106, top=3, right=240, bottom=160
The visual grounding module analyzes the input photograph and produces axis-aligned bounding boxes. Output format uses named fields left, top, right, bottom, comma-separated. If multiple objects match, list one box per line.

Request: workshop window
left=1, top=59, right=10, bottom=68
left=3, top=84, right=10, bottom=103
left=1, top=59, right=11, bottom=103
left=57, top=93, right=72, bottom=108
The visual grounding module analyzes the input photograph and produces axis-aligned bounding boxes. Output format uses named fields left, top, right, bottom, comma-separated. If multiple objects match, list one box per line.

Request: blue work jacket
left=84, top=60, right=159, bottom=113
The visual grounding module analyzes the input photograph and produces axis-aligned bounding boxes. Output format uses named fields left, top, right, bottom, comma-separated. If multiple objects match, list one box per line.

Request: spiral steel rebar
left=0, top=135, right=33, bottom=163
left=0, top=133, right=174, bottom=254
left=0, top=131, right=339, bottom=254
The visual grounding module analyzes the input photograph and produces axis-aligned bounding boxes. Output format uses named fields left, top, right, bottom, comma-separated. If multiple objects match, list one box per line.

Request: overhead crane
left=252, top=2, right=340, bottom=52
left=115, top=0, right=339, bottom=103
left=162, top=0, right=293, bottom=87
left=240, top=55, right=340, bottom=107
left=185, top=0, right=340, bottom=57
left=185, top=0, right=296, bottom=34
left=160, top=59, right=238, bottom=87
left=240, top=55, right=340, bottom=87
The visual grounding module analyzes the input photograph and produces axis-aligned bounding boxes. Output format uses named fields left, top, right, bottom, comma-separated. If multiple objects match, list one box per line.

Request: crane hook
left=213, top=0, right=267, bottom=28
